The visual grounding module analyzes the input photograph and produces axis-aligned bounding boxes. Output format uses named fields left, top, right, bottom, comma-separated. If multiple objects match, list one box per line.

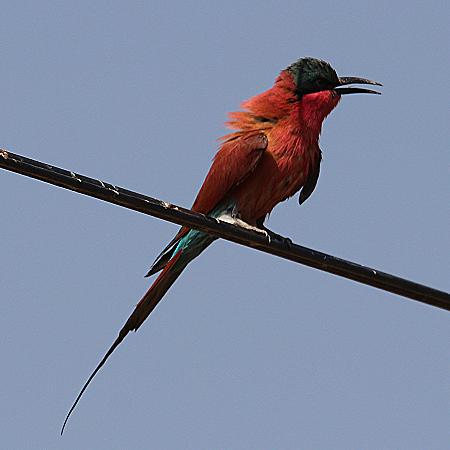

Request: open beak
left=334, top=76, right=382, bottom=95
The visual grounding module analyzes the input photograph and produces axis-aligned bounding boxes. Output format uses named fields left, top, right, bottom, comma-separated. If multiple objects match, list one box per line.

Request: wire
left=1, top=149, right=449, bottom=312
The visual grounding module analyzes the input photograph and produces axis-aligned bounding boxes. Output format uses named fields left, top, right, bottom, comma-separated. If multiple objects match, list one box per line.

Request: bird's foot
left=217, top=214, right=293, bottom=247
left=217, top=214, right=271, bottom=240
left=258, top=225, right=293, bottom=248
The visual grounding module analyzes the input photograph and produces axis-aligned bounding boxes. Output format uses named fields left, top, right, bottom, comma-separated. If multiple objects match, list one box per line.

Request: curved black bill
left=334, top=76, right=382, bottom=95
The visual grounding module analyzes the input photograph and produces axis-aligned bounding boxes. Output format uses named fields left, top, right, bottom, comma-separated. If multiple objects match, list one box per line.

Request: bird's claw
left=280, top=236, right=293, bottom=249
left=251, top=226, right=271, bottom=242
left=262, top=229, right=271, bottom=244
left=257, top=227, right=292, bottom=248
left=217, top=214, right=290, bottom=246
left=272, top=234, right=292, bottom=249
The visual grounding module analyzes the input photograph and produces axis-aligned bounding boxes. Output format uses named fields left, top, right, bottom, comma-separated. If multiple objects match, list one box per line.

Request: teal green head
left=287, top=57, right=382, bottom=96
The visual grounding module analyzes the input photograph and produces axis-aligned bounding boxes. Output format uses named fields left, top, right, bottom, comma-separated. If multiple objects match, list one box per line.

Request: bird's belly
left=231, top=152, right=307, bottom=223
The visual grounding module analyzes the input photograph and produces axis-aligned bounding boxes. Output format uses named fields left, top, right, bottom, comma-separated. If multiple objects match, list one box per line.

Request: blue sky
left=1, top=1, right=449, bottom=449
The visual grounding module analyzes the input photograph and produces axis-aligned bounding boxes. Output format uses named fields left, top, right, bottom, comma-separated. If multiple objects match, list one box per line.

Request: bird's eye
left=315, top=77, right=328, bottom=87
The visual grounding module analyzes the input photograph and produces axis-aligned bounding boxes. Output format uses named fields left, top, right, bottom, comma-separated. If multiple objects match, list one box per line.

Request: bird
left=61, top=57, right=381, bottom=433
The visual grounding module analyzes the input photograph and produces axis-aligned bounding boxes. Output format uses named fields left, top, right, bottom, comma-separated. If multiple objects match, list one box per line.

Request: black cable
left=1, top=149, right=449, bottom=312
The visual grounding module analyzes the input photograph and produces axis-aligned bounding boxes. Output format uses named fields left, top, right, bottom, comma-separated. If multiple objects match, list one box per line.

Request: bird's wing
left=298, top=148, right=322, bottom=205
left=146, top=132, right=268, bottom=276
left=192, top=132, right=268, bottom=213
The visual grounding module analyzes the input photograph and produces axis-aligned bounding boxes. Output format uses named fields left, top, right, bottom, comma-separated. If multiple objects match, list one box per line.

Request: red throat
left=298, top=90, right=341, bottom=136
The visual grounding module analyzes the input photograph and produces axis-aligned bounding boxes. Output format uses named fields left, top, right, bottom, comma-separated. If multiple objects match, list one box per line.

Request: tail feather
left=128, top=250, right=183, bottom=331
left=61, top=250, right=184, bottom=435
left=144, top=227, right=190, bottom=277
left=145, top=249, right=173, bottom=277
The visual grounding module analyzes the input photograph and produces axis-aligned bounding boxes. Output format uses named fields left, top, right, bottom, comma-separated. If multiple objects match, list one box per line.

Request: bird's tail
left=61, top=231, right=214, bottom=434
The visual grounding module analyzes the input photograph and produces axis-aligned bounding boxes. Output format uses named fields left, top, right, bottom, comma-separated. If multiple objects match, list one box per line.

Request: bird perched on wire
left=62, top=56, right=381, bottom=433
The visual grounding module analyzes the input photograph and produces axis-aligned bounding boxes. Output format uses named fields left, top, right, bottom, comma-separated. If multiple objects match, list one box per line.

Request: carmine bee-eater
left=62, top=57, right=381, bottom=433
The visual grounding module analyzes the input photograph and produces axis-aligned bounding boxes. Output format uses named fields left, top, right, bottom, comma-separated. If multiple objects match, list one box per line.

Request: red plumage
left=166, top=70, right=339, bottom=248
left=195, top=70, right=339, bottom=222
left=63, top=58, right=380, bottom=433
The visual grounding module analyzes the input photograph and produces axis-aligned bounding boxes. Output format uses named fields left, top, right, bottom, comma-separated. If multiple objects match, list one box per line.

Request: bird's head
left=230, top=57, right=381, bottom=134
left=287, top=57, right=382, bottom=97
left=283, top=57, right=381, bottom=128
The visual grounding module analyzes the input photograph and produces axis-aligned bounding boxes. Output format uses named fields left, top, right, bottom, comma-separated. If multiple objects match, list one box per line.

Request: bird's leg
left=216, top=209, right=291, bottom=247
left=255, top=219, right=293, bottom=248
left=216, top=211, right=271, bottom=241
left=218, top=214, right=270, bottom=239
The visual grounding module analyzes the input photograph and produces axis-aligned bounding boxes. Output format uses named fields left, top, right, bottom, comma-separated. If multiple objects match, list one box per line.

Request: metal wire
left=1, top=149, right=449, bottom=312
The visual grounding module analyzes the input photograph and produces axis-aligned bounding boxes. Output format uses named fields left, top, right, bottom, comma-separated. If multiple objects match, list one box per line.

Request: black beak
left=334, top=76, right=382, bottom=95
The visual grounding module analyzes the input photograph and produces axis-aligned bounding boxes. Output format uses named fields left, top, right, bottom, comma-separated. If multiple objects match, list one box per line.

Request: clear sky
left=1, top=1, right=449, bottom=449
